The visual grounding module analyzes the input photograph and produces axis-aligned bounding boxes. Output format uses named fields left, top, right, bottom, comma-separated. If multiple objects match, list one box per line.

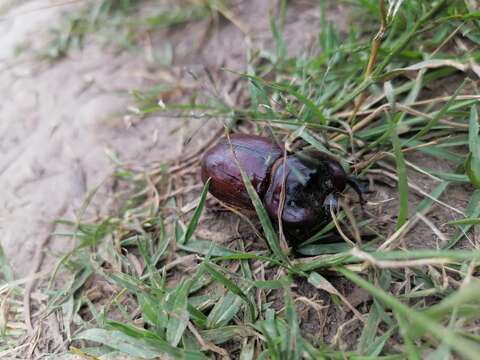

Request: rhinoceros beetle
left=201, top=133, right=365, bottom=244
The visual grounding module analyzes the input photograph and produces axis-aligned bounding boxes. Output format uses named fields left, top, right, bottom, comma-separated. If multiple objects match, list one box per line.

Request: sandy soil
left=1, top=2, right=177, bottom=277
left=0, top=0, right=336, bottom=277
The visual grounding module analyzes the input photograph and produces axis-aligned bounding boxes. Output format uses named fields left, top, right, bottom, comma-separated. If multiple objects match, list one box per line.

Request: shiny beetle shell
left=201, top=134, right=283, bottom=208
left=201, top=133, right=353, bottom=242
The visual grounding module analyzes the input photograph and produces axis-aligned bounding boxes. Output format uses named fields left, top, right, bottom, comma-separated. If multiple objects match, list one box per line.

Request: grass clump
left=15, top=0, right=480, bottom=358
left=37, top=0, right=214, bottom=61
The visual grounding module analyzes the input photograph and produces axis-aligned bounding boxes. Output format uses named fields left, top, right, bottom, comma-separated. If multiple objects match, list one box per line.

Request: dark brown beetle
left=201, top=133, right=364, bottom=244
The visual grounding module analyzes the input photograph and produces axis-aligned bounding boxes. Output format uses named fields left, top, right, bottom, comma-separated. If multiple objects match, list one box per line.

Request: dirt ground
left=0, top=0, right=342, bottom=278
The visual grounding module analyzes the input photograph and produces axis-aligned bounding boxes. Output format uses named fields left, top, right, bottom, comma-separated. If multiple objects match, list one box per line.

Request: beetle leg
left=346, top=176, right=368, bottom=205
left=323, top=193, right=339, bottom=212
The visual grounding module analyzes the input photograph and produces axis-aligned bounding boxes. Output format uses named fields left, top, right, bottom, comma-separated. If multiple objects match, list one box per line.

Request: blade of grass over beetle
left=225, top=132, right=290, bottom=264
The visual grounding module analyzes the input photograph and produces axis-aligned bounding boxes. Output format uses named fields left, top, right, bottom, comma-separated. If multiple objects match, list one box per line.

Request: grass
left=3, top=0, right=480, bottom=358
left=0, top=247, right=27, bottom=357
left=32, top=0, right=215, bottom=61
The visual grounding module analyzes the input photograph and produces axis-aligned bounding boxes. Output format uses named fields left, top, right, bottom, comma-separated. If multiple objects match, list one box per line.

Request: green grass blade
left=178, top=239, right=239, bottom=256
left=206, top=292, right=242, bottom=328
left=395, top=312, right=422, bottom=360
left=390, top=116, right=409, bottom=229
left=75, top=327, right=207, bottom=359
left=229, top=138, right=289, bottom=263
left=448, top=218, right=480, bottom=226
left=337, top=267, right=480, bottom=360
left=466, top=106, right=480, bottom=188
left=445, top=190, right=480, bottom=248
left=284, top=290, right=301, bottom=360
left=166, top=280, right=190, bottom=346
left=203, top=262, right=256, bottom=321
left=178, top=179, right=210, bottom=245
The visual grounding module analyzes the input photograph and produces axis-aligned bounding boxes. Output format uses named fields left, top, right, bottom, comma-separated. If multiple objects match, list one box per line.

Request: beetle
left=201, top=133, right=364, bottom=244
